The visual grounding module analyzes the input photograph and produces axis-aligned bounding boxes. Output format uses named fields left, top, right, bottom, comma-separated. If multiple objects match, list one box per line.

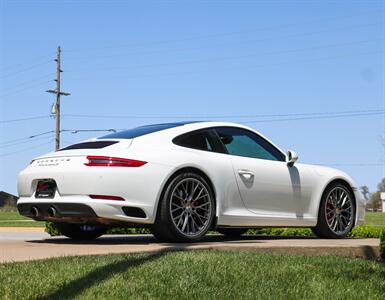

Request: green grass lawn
left=0, top=250, right=384, bottom=299
left=0, top=211, right=44, bottom=227
left=364, top=212, right=385, bottom=227
left=0, top=210, right=384, bottom=229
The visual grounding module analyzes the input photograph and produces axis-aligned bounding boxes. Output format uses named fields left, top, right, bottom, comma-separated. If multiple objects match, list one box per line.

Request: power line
left=240, top=111, right=385, bottom=124
left=2, top=108, right=383, bottom=126
left=63, top=9, right=384, bottom=53
left=317, top=163, right=385, bottom=167
left=0, top=136, right=37, bottom=146
left=28, top=130, right=55, bottom=139
left=0, top=80, right=53, bottom=99
left=0, top=129, right=115, bottom=146
left=0, top=135, right=55, bottom=149
left=0, top=115, right=51, bottom=124
left=1, top=54, right=54, bottom=72
left=65, top=22, right=383, bottom=62
left=2, top=109, right=383, bottom=150
left=67, top=49, right=385, bottom=82
left=67, top=37, right=384, bottom=74
left=0, top=60, right=52, bottom=79
left=0, top=131, right=54, bottom=145
left=1, top=73, right=55, bottom=93
left=1, top=108, right=383, bottom=130
left=0, top=141, right=53, bottom=157
left=62, top=108, right=385, bottom=120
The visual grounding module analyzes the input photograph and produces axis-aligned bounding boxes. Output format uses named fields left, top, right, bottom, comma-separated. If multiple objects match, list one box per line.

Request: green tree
left=369, top=191, right=382, bottom=211
left=378, top=178, right=385, bottom=192
left=359, top=185, right=370, bottom=202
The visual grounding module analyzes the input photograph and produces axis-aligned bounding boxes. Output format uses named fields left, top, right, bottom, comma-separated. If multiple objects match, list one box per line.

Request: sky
left=0, top=0, right=384, bottom=195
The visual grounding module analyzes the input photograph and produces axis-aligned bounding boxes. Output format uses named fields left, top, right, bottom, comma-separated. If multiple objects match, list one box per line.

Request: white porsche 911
left=17, top=121, right=365, bottom=242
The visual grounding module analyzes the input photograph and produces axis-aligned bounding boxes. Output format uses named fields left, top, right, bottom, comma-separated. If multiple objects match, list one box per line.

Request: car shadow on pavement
left=28, top=234, right=158, bottom=245
left=37, top=248, right=174, bottom=300
left=27, top=234, right=318, bottom=245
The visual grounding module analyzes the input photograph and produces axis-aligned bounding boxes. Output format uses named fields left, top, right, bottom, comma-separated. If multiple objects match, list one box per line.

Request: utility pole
left=46, top=46, right=70, bottom=151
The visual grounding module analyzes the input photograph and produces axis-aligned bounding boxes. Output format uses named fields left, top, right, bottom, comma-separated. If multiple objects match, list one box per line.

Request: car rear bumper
left=17, top=195, right=154, bottom=225
left=17, top=157, right=176, bottom=225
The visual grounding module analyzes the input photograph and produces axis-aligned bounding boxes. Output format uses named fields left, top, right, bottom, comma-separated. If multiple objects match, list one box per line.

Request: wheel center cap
left=335, top=208, right=341, bottom=214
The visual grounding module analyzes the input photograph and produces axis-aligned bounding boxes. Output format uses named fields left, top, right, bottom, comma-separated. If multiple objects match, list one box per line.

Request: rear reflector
left=89, top=195, right=125, bottom=201
left=85, top=156, right=147, bottom=167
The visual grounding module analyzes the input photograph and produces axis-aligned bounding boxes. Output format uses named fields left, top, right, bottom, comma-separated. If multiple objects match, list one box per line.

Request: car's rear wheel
left=217, top=228, right=248, bottom=237
left=312, top=182, right=355, bottom=239
left=54, top=223, right=107, bottom=240
left=151, top=172, right=215, bottom=243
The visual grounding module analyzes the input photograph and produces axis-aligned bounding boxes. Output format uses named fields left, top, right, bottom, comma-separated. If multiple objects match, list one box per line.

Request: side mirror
left=286, top=150, right=298, bottom=167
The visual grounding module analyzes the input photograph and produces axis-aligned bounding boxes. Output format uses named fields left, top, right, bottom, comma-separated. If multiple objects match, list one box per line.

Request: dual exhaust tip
left=30, top=206, right=57, bottom=217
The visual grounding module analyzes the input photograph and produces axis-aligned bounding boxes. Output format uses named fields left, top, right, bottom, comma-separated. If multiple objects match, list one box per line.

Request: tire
left=54, top=223, right=107, bottom=240
left=151, top=172, right=215, bottom=243
left=217, top=228, right=248, bottom=237
left=312, top=182, right=355, bottom=239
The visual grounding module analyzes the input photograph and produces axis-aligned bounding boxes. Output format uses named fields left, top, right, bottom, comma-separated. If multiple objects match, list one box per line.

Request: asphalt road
left=0, top=228, right=380, bottom=263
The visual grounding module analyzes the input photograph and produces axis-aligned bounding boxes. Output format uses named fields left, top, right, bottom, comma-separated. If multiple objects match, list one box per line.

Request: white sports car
left=17, top=121, right=365, bottom=242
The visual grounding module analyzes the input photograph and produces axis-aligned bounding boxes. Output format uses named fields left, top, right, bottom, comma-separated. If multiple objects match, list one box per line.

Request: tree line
left=361, top=178, right=385, bottom=211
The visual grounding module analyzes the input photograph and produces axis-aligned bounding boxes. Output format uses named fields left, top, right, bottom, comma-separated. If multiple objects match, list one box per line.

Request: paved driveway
left=0, top=228, right=380, bottom=263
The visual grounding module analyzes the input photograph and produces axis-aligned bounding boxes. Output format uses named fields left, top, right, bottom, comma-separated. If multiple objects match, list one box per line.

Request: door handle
left=238, top=169, right=254, bottom=180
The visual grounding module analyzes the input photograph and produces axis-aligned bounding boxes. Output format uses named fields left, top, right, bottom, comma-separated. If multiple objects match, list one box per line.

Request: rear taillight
left=85, top=156, right=147, bottom=167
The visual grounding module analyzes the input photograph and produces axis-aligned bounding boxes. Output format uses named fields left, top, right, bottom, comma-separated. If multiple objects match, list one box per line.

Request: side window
left=173, top=129, right=225, bottom=153
left=215, top=127, right=285, bottom=161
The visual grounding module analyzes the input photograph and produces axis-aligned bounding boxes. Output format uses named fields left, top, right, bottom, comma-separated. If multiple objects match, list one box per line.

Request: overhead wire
left=0, top=140, right=54, bottom=157
left=0, top=115, right=51, bottom=124
left=66, top=37, right=384, bottom=73
left=1, top=53, right=54, bottom=71
left=3, top=109, right=384, bottom=124
left=62, top=109, right=385, bottom=120
left=1, top=73, right=56, bottom=93
left=240, top=111, right=385, bottom=124
left=0, top=129, right=120, bottom=147
left=0, top=60, right=52, bottom=79
left=0, top=80, right=53, bottom=99
left=64, top=22, right=383, bottom=62
left=0, top=134, right=55, bottom=149
left=0, top=131, right=55, bottom=146
left=63, top=9, right=384, bottom=53
left=316, top=163, right=385, bottom=167
left=66, top=49, right=385, bottom=81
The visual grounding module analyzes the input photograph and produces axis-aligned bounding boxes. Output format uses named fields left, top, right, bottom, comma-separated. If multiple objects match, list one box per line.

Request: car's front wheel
left=312, top=182, right=355, bottom=239
left=54, top=223, right=107, bottom=240
left=151, top=172, right=215, bottom=243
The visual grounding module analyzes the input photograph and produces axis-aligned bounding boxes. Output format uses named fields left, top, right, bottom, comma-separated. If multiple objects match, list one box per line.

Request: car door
left=214, top=126, right=312, bottom=219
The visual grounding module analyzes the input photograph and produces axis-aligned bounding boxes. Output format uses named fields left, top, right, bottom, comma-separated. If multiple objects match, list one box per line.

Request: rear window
left=98, top=123, right=185, bottom=140
left=59, top=141, right=118, bottom=151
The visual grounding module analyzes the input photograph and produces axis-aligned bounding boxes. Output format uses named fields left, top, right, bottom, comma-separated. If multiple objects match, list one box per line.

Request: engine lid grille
left=59, top=141, right=118, bottom=151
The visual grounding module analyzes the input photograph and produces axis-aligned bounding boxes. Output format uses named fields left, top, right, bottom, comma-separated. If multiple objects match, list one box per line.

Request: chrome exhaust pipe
left=31, top=206, right=39, bottom=217
left=47, top=206, right=56, bottom=217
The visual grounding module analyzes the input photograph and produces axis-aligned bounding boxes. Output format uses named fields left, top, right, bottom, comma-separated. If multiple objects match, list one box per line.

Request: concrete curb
left=0, top=234, right=381, bottom=263
left=0, top=227, right=45, bottom=232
